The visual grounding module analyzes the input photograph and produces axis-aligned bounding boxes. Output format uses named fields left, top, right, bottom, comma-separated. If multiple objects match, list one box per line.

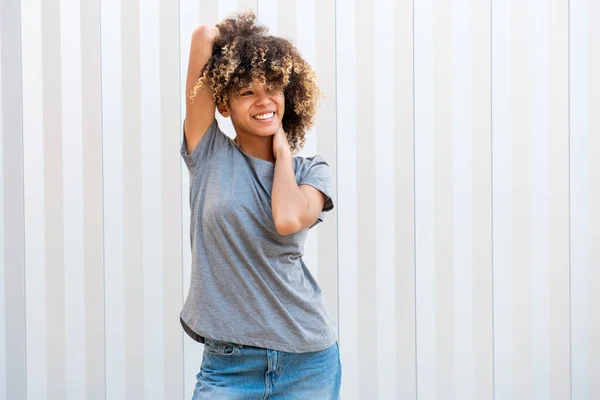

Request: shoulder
left=181, top=119, right=234, bottom=172
left=293, top=155, right=332, bottom=188
left=294, top=155, right=335, bottom=215
left=293, top=154, right=330, bottom=175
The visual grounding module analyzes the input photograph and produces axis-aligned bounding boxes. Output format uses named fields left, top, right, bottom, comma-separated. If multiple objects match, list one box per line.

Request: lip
left=252, top=111, right=276, bottom=123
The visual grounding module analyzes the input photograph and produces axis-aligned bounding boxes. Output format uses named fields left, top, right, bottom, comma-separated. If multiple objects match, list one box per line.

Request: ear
left=217, top=104, right=230, bottom=118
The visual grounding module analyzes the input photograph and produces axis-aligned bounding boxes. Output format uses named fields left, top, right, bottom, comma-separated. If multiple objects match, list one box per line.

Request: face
left=219, top=79, right=285, bottom=138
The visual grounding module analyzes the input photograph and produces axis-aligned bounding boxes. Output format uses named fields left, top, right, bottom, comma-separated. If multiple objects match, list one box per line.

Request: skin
left=270, top=127, right=327, bottom=236
left=186, top=25, right=326, bottom=236
left=184, top=25, right=219, bottom=154
left=217, top=82, right=285, bottom=164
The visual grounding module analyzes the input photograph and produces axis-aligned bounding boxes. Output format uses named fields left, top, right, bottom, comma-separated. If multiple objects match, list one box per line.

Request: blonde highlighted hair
left=191, top=11, right=323, bottom=152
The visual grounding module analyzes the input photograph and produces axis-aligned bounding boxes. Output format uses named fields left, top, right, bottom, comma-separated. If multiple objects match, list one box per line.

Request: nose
left=254, top=91, right=271, bottom=107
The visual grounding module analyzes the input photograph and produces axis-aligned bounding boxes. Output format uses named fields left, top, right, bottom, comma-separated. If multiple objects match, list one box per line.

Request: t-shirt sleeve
left=180, top=118, right=229, bottom=173
left=295, top=155, right=335, bottom=228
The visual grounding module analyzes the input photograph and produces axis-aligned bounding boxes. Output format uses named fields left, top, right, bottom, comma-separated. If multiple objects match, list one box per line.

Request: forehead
left=230, top=78, right=284, bottom=95
left=240, top=78, right=278, bottom=88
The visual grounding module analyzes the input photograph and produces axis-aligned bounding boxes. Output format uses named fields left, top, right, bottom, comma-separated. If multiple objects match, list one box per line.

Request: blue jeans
left=192, top=339, right=342, bottom=399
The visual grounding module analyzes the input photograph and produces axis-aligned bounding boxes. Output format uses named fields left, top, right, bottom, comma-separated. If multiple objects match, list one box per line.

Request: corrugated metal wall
left=1, top=0, right=599, bottom=399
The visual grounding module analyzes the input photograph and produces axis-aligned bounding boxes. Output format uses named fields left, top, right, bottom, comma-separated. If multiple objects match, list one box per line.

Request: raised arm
left=184, top=25, right=219, bottom=154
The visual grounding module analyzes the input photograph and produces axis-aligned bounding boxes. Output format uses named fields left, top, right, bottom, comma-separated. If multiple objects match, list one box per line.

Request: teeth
left=254, top=112, right=274, bottom=120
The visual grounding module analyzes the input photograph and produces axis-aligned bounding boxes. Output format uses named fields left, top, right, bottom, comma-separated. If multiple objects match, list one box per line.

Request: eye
left=240, top=90, right=253, bottom=96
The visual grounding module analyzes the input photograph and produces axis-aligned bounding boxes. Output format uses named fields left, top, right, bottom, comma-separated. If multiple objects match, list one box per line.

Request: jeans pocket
left=203, top=338, right=239, bottom=356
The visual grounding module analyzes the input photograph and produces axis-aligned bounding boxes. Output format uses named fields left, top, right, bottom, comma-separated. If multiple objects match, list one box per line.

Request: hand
left=272, top=124, right=291, bottom=160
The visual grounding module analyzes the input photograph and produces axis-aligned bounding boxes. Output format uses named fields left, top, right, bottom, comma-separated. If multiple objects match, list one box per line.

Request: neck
left=234, top=133, right=276, bottom=163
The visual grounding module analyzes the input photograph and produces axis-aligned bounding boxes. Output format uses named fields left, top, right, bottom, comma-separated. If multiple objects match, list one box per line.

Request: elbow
left=274, top=218, right=302, bottom=236
left=192, top=25, right=218, bottom=41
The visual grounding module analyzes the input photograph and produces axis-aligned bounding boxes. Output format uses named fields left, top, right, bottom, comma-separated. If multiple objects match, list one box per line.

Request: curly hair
left=191, top=11, right=322, bottom=152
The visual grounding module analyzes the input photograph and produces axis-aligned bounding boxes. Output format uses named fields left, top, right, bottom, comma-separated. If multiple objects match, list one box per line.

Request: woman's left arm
left=271, top=128, right=326, bottom=236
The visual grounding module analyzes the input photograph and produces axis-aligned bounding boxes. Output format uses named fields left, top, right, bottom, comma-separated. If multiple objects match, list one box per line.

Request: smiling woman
left=180, top=10, right=340, bottom=400
left=217, top=80, right=286, bottom=149
left=190, top=11, right=323, bottom=153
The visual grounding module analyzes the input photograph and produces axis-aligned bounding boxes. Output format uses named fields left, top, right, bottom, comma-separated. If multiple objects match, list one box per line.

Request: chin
left=240, top=127, right=274, bottom=138
left=252, top=122, right=280, bottom=134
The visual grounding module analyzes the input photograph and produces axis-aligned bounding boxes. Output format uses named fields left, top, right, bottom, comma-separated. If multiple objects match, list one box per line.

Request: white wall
left=1, top=0, right=599, bottom=399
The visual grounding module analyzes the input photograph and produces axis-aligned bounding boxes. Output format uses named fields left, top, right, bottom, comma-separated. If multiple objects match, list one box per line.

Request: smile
left=253, top=112, right=275, bottom=120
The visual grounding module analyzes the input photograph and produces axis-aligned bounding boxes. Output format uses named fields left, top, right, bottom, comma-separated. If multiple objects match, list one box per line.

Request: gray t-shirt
left=180, top=119, right=337, bottom=353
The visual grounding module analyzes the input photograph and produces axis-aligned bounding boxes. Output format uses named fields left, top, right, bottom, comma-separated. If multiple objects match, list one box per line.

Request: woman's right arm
left=184, top=25, right=219, bottom=154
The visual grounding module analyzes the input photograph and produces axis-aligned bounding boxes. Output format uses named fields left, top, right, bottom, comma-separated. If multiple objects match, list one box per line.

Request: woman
left=181, top=11, right=341, bottom=400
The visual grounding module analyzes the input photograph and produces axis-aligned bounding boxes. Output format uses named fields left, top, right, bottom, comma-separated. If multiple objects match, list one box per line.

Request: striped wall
left=1, top=0, right=599, bottom=399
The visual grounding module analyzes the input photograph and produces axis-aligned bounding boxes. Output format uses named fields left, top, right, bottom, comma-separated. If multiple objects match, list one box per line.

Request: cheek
left=228, top=103, right=245, bottom=119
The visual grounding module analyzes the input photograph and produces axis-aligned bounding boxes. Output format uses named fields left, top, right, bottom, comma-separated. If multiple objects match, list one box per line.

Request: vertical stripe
left=121, top=0, right=145, bottom=398
left=294, top=0, right=318, bottom=280
left=588, top=0, right=600, bottom=398
left=257, top=0, right=277, bottom=33
left=0, top=0, right=26, bottom=398
left=374, top=0, right=396, bottom=397
left=218, top=0, right=238, bottom=17
left=294, top=0, right=330, bottom=294
left=140, top=0, right=163, bottom=398
left=101, top=0, right=126, bottom=396
left=491, top=0, right=513, bottom=398
left=0, top=15, right=5, bottom=400
left=529, top=1, right=551, bottom=398
left=60, top=0, right=85, bottom=398
left=21, top=0, right=48, bottom=397
left=199, top=0, right=217, bottom=24
left=295, top=0, right=316, bottom=76
left=471, top=0, right=494, bottom=399
left=293, top=1, right=311, bottom=71
left=511, top=0, right=533, bottom=398
left=238, top=0, right=257, bottom=13
left=569, top=0, right=589, bottom=397
left=414, top=0, right=436, bottom=397
left=160, top=0, right=184, bottom=397
left=277, top=0, right=296, bottom=42
left=394, top=0, right=417, bottom=398
left=289, top=0, right=321, bottom=291
left=452, top=0, right=474, bottom=398
left=355, top=0, right=377, bottom=398
left=548, top=1, right=571, bottom=398
left=314, top=0, right=338, bottom=327
left=80, top=0, right=105, bottom=398
left=41, top=0, right=66, bottom=397
left=0, top=42, right=5, bottom=399
left=180, top=1, right=203, bottom=397
left=336, top=0, right=358, bottom=397
left=434, top=0, right=454, bottom=397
